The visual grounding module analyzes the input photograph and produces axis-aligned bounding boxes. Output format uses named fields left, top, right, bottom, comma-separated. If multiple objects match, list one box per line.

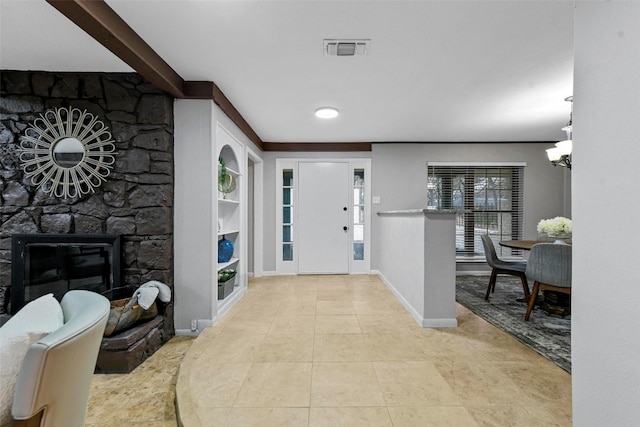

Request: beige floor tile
left=316, top=300, right=356, bottom=314
left=388, top=406, right=479, bottom=427
left=313, top=333, right=371, bottom=361
left=456, top=302, right=474, bottom=316
left=433, top=360, right=525, bottom=406
left=349, top=290, right=392, bottom=302
left=498, top=361, right=573, bottom=407
left=87, top=422, right=178, bottom=427
left=232, top=302, right=281, bottom=317
left=311, top=362, right=386, bottom=407
left=105, top=276, right=572, bottom=427
left=357, top=313, right=418, bottom=334
left=217, top=314, right=274, bottom=334
left=234, top=362, right=312, bottom=407
left=365, top=333, right=428, bottom=361
left=224, top=408, right=309, bottom=427
left=468, top=336, right=542, bottom=362
left=344, top=274, right=375, bottom=283
left=278, top=299, right=317, bottom=315
left=315, top=314, right=362, bottom=333
left=374, top=361, right=462, bottom=406
left=198, top=333, right=265, bottom=362
left=191, top=363, right=252, bottom=408
left=268, top=314, right=316, bottom=334
left=309, top=407, right=393, bottom=427
left=293, top=275, right=321, bottom=285
left=466, top=405, right=572, bottom=427
left=414, top=329, right=486, bottom=360
left=317, top=289, right=347, bottom=301
left=317, top=275, right=348, bottom=285
left=255, top=334, right=314, bottom=362
left=281, top=289, right=318, bottom=301
left=183, top=407, right=230, bottom=427
left=353, top=299, right=405, bottom=314
left=318, top=281, right=349, bottom=291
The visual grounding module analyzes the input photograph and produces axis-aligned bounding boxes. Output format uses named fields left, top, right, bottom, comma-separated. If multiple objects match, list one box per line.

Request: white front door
left=298, top=162, right=350, bottom=274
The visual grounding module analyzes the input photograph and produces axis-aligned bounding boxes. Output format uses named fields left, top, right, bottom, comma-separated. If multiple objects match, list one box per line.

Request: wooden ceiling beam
left=46, top=0, right=264, bottom=149
left=262, top=142, right=372, bottom=152
left=184, top=82, right=262, bottom=146
left=46, top=0, right=185, bottom=98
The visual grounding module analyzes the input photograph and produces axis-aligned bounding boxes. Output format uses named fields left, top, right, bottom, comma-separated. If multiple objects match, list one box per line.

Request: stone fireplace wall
left=0, top=71, right=175, bottom=337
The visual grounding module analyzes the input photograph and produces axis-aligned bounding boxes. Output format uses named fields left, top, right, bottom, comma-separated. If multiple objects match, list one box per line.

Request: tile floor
left=175, top=275, right=572, bottom=426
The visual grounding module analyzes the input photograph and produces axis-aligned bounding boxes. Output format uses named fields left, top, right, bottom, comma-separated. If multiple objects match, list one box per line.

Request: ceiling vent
left=324, top=39, right=370, bottom=56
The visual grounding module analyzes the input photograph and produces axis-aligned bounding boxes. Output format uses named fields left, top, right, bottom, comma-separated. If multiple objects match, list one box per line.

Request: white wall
left=572, top=3, right=640, bottom=425
left=260, top=144, right=568, bottom=273
left=174, top=100, right=214, bottom=331
left=261, top=151, right=370, bottom=272
left=174, top=99, right=261, bottom=332
left=370, top=143, right=570, bottom=270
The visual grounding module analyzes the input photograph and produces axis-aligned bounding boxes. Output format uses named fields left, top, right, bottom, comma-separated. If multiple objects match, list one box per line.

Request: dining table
left=499, top=240, right=547, bottom=250
left=500, top=239, right=572, bottom=250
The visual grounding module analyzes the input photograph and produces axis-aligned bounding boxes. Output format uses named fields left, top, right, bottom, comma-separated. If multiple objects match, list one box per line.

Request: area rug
left=456, top=275, right=571, bottom=373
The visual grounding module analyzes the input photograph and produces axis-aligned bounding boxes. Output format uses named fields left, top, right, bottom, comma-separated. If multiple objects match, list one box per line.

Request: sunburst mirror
left=20, top=107, right=116, bottom=199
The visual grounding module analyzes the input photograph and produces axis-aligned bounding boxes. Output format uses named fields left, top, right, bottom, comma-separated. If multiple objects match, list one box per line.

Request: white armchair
left=11, top=290, right=109, bottom=427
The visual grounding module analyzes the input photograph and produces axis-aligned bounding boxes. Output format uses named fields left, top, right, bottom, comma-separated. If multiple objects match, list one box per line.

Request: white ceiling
left=0, top=0, right=574, bottom=143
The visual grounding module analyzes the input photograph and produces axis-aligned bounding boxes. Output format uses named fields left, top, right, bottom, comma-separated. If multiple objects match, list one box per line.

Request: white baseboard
left=377, top=271, right=458, bottom=328
left=175, top=318, right=213, bottom=336
left=175, top=329, right=198, bottom=337
left=421, top=318, right=458, bottom=328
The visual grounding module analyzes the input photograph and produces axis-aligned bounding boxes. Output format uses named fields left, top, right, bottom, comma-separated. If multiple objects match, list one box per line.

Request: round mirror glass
left=52, top=137, right=85, bottom=168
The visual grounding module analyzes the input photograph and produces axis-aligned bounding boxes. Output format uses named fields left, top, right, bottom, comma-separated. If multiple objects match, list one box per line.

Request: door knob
left=343, top=207, right=347, bottom=211
left=343, top=226, right=348, bottom=231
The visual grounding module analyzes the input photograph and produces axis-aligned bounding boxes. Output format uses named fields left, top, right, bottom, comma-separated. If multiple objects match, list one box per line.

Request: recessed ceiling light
left=315, top=107, right=339, bottom=119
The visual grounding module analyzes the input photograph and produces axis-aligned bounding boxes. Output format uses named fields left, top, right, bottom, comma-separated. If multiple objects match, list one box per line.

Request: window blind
left=427, top=163, right=525, bottom=258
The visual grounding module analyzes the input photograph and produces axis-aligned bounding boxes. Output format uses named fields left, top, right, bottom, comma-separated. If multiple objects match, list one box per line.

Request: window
left=353, top=169, right=365, bottom=261
left=427, top=163, right=524, bottom=259
left=282, top=169, right=294, bottom=261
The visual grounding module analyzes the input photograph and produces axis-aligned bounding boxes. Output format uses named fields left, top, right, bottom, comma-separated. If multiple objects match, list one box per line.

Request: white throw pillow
left=0, top=294, right=64, bottom=426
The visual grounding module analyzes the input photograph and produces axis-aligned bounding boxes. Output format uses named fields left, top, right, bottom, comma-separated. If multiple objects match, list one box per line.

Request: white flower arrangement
left=537, top=216, right=572, bottom=236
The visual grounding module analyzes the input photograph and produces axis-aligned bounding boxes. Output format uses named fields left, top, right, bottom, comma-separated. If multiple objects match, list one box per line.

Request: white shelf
left=216, top=135, right=245, bottom=322
left=218, top=229, right=239, bottom=236
left=216, top=285, right=246, bottom=313
left=218, top=165, right=241, bottom=176
left=218, top=198, right=240, bottom=205
left=217, top=257, right=239, bottom=272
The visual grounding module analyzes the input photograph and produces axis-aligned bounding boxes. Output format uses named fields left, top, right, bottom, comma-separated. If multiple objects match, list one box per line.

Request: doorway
left=276, top=158, right=371, bottom=275
left=298, top=162, right=350, bottom=274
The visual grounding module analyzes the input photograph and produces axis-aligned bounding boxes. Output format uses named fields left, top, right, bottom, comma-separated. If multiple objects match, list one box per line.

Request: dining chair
left=480, top=234, right=531, bottom=302
left=524, top=243, right=572, bottom=321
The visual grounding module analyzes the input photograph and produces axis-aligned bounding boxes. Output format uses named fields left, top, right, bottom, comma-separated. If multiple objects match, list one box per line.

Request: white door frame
left=247, top=146, right=263, bottom=277
left=275, top=158, right=371, bottom=275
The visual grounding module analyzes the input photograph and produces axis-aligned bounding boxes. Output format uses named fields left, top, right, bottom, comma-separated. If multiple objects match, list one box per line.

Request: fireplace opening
left=10, top=234, right=122, bottom=314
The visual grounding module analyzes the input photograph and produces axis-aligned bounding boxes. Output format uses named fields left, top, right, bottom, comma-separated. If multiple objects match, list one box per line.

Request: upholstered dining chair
left=524, top=243, right=572, bottom=321
left=481, top=234, right=531, bottom=303
left=11, top=290, right=110, bottom=427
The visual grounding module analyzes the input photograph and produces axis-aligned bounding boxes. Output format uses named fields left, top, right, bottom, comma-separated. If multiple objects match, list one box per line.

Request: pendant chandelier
left=546, top=96, right=573, bottom=169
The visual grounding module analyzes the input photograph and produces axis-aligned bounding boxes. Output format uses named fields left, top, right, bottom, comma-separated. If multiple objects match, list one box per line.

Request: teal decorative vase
left=218, top=236, right=234, bottom=263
